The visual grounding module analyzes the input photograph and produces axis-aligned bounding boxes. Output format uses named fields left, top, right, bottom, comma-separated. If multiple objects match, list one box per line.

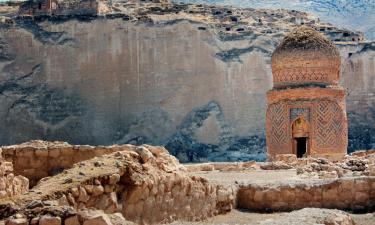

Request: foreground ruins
left=0, top=140, right=374, bottom=224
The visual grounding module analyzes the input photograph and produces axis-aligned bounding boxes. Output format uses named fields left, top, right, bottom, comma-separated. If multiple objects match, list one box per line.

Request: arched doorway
left=292, top=117, right=309, bottom=158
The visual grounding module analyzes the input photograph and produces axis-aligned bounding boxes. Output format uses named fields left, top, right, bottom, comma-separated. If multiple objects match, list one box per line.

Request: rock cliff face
left=177, top=0, right=375, bottom=40
left=0, top=2, right=374, bottom=162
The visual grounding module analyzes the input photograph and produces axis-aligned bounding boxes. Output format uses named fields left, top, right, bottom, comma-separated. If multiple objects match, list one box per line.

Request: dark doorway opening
left=296, top=137, right=307, bottom=158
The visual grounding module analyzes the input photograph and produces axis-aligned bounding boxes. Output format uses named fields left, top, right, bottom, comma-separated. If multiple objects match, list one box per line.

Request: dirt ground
left=169, top=209, right=375, bottom=225
left=189, top=169, right=300, bottom=186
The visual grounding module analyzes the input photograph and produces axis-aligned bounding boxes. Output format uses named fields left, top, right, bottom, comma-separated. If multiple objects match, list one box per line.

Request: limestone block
left=135, top=146, right=154, bottom=163
left=108, top=213, right=136, bottom=225
left=354, top=192, right=369, bottom=203
left=96, top=193, right=118, bottom=213
left=1, top=162, right=13, bottom=174
left=108, top=174, right=120, bottom=185
left=6, top=218, right=28, bottom=225
left=254, top=190, right=264, bottom=203
left=61, top=147, right=74, bottom=156
left=0, top=190, right=7, bottom=198
left=78, top=186, right=90, bottom=203
left=104, top=185, right=114, bottom=193
left=34, top=149, right=49, bottom=157
left=84, top=185, right=93, bottom=194
left=30, top=217, right=39, bottom=225
left=92, top=185, right=104, bottom=196
left=83, top=215, right=112, bottom=225
left=370, top=164, right=375, bottom=176
left=354, top=180, right=370, bottom=192
left=64, top=216, right=80, bottom=225
left=39, top=215, right=61, bottom=225
left=79, top=210, right=113, bottom=225
left=0, top=177, right=6, bottom=190
left=126, top=187, right=144, bottom=204
left=143, top=145, right=169, bottom=157
left=49, top=148, right=61, bottom=159
left=71, top=187, right=79, bottom=198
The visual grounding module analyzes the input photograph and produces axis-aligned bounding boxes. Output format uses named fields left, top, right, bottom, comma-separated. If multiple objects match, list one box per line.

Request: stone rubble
left=295, top=154, right=373, bottom=179
left=0, top=143, right=235, bottom=225
left=0, top=148, right=29, bottom=199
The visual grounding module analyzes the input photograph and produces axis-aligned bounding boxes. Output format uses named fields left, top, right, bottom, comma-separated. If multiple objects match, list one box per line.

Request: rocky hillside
left=176, top=0, right=375, bottom=40
left=0, top=1, right=374, bottom=162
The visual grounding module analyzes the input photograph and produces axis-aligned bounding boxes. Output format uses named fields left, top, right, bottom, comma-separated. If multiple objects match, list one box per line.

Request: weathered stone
left=78, top=186, right=90, bottom=203
left=91, top=185, right=104, bottom=196
left=30, top=217, right=39, bottom=225
left=39, top=215, right=61, bottom=225
left=6, top=218, right=28, bottom=225
left=79, top=211, right=113, bottom=225
left=135, top=147, right=154, bottom=163
left=108, top=174, right=120, bottom=185
left=64, top=216, right=80, bottom=225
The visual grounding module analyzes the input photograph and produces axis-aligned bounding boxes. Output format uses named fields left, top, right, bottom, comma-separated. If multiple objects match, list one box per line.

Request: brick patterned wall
left=272, top=52, right=340, bottom=88
left=266, top=87, right=347, bottom=160
left=312, top=99, right=348, bottom=156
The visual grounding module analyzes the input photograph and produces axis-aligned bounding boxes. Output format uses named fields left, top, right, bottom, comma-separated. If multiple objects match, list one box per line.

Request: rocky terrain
left=176, top=0, right=375, bottom=40
left=0, top=140, right=374, bottom=224
left=0, top=1, right=374, bottom=162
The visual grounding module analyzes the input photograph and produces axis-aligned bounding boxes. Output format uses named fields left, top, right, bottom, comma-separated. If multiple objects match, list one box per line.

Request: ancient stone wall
left=0, top=148, right=28, bottom=199
left=0, top=145, right=235, bottom=224
left=1, top=141, right=136, bottom=186
left=237, top=176, right=375, bottom=212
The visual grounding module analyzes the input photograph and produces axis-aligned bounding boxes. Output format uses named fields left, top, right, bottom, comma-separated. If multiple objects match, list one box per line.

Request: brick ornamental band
left=266, top=26, right=348, bottom=161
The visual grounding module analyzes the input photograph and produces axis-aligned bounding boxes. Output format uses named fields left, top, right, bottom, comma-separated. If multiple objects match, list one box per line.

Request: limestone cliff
left=0, top=1, right=374, bottom=162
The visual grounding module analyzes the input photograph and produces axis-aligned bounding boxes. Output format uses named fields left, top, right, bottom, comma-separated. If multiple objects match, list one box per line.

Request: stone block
left=39, top=215, right=61, bottom=225
left=64, top=216, right=80, bottom=225
left=6, top=218, right=28, bottom=225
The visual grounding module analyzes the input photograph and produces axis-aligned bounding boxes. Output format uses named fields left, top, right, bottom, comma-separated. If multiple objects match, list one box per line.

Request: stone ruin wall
left=1, top=141, right=168, bottom=187
left=0, top=144, right=235, bottom=224
left=45, top=163, right=234, bottom=225
left=0, top=148, right=28, bottom=199
left=237, top=177, right=375, bottom=212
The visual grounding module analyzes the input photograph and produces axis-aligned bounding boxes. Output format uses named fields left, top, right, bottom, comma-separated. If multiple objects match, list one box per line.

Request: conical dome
left=271, top=26, right=341, bottom=88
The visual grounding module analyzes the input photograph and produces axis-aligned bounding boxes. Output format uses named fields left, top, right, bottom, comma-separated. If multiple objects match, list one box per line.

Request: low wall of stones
left=237, top=176, right=375, bottom=212
left=0, top=145, right=235, bottom=224
left=0, top=149, right=28, bottom=199
left=1, top=141, right=139, bottom=186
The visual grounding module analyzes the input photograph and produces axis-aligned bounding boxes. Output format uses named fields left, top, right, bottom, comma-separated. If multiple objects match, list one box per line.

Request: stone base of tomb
left=266, top=87, right=347, bottom=161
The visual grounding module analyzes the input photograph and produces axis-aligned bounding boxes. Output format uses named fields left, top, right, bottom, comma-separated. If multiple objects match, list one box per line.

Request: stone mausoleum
left=266, top=26, right=348, bottom=161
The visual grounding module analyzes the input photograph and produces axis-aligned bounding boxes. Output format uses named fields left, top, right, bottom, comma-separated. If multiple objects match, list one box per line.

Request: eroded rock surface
left=0, top=1, right=374, bottom=162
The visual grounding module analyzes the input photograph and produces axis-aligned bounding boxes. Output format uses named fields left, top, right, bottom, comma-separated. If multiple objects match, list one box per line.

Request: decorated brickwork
left=266, top=26, right=348, bottom=160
